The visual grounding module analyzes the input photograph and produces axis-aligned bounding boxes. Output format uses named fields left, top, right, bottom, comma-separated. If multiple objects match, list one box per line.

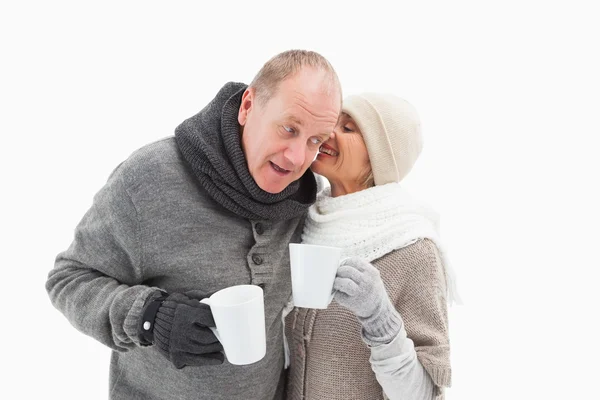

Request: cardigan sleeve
left=403, top=239, right=451, bottom=387
left=368, top=323, right=437, bottom=400
left=369, top=239, right=452, bottom=399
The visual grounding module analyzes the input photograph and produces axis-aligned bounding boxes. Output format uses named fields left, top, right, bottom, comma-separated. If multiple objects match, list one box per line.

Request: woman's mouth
left=319, top=144, right=339, bottom=157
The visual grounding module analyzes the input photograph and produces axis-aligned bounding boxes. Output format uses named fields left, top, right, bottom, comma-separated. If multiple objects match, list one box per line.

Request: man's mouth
left=319, top=144, right=339, bottom=157
left=270, top=161, right=291, bottom=174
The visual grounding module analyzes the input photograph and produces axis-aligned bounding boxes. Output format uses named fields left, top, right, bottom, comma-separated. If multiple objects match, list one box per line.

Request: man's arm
left=47, top=164, right=225, bottom=368
left=46, top=165, right=158, bottom=351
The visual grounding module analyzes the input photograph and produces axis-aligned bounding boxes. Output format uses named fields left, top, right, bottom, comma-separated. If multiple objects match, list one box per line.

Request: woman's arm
left=368, top=319, right=436, bottom=400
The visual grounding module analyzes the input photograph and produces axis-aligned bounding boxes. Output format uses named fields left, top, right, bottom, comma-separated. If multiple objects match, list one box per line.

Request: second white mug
left=289, top=243, right=342, bottom=309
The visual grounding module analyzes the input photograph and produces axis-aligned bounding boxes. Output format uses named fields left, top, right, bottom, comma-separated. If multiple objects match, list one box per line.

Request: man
left=46, top=49, right=342, bottom=400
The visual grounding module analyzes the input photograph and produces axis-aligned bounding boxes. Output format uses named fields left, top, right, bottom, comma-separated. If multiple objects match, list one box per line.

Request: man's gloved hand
left=139, top=292, right=224, bottom=369
left=333, top=257, right=404, bottom=345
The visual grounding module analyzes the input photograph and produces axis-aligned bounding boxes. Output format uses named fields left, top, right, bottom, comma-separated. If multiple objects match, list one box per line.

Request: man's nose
left=284, top=139, right=307, bottom=168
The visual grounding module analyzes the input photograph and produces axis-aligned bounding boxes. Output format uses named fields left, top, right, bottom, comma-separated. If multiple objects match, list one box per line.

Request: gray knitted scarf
left=175, top=82, right=317, bottom=221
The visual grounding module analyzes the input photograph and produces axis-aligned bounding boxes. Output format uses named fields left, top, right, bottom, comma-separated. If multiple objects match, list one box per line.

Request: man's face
left=238, top=68, right=341, bottom=194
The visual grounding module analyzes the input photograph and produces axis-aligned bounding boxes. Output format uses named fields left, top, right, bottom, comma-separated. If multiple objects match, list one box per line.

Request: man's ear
left=238, top=87, right=256, bottom=126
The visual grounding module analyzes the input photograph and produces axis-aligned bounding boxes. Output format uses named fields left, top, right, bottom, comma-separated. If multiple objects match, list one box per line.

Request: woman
left=285, top=93, right=457, bottom=400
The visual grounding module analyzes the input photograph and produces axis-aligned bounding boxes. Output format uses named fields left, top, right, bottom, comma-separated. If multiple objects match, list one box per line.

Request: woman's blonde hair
left=361, top=169, right=375, bottom=189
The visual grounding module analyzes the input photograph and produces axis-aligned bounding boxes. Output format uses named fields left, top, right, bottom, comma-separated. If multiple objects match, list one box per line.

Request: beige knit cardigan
left=285, top=238, right=451, bottom=400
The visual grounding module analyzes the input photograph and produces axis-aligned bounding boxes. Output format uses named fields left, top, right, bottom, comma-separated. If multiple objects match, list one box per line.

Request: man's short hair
left=250, top=49, right=341, bottom=105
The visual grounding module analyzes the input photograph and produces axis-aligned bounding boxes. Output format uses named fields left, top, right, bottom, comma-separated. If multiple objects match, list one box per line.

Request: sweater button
left=252, top=254, right=263, bottom=265
left=255, top=223, right=264, bottom=235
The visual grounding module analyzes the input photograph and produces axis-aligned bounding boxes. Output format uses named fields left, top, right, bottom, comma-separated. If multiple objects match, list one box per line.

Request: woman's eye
left=343, top=125, right=354, bottom=133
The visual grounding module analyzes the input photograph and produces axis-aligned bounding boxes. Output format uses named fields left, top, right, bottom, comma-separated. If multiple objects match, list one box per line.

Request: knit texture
left=333, top=257, right=404, bottom=345
left=302, top=182, right=460, bottom=305
left=47, top=137, right=305, bottom=400
left=285, top=239, right=451, bottom=400
left=175, top=81, right=316, bottom=220
left=152, top=293, right=224, bottom=369
left=343, top=93, right=422, bottom=185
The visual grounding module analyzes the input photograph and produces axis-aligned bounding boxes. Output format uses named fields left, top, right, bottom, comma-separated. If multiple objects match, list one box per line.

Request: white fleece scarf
left=302, top=182, right=461, bottom=305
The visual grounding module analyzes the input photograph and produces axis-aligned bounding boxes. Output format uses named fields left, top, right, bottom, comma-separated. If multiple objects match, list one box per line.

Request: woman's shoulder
left=374, top=238, right=439, bottom=264
left=373, top=239, right=446, bottom=289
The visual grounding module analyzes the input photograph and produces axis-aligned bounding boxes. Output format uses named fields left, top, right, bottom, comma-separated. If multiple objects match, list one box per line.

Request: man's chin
left=254, top=167, right=308, bottom=193
left=256, top=178, right=289, bottom=194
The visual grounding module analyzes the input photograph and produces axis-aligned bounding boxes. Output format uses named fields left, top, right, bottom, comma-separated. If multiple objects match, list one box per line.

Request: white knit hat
left=342, top=93, right=423, bottom=186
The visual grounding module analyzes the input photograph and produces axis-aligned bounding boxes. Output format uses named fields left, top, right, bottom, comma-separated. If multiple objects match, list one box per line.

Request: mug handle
left=199, top=298, right=221, bottom=342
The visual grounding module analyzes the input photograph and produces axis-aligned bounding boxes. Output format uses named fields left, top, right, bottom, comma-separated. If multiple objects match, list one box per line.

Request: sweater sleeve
left=368, top=319, right=436, bottom=400
left=368, top=239, right=451, bottom=399
left=402, top=239, right=451, bottom=389
left=46, top=165, right=159, bottom=351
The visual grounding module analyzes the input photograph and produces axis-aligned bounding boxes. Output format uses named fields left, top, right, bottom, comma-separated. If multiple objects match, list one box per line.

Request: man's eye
left=309, top=137, right=322, bottom=145
left=284, top=126, right=295, bottom=134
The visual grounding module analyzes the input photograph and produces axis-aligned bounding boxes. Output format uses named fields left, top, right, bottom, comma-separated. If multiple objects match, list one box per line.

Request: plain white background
left=2, top=1, right=599, bottom=399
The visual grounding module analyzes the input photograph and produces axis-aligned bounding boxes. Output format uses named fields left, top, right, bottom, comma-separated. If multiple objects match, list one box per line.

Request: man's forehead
left=277, top=77, right=340, bottom=118
left=281, top=102, right=339, bottom=126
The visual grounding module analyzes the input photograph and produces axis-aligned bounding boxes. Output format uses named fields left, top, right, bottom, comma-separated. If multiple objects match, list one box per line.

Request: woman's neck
left=329, top=180, right=364, bottom=198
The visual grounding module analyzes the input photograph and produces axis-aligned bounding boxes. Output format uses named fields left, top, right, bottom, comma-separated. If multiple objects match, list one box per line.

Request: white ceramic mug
left=200, top=284, right=266, bottom=365
left=289, top=243, right=342, bottom=309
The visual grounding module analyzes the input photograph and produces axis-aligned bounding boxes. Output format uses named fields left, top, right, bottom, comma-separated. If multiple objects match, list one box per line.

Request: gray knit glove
left=333, top=257, right=404, bottom=345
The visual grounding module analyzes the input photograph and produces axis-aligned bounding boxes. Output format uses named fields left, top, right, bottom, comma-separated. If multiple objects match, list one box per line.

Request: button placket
left=248, top=220, right=274, bottom=288
left=247, top=245, right=271, bottom=286
left=255, top=222, right=264, bottom=235
left=251, top=220, right=271, bottom=242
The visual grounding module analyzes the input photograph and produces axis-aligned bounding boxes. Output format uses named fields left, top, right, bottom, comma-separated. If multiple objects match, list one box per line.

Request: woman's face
left=311, top=112, right=371, bottom=187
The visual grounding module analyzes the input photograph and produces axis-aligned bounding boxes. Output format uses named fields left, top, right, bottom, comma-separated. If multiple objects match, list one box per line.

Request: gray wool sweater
left=46, top=137, right=304, bottom=399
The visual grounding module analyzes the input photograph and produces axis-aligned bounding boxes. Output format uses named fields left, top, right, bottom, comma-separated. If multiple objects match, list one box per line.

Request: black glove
left=139, top=292, right=224, bottom=369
